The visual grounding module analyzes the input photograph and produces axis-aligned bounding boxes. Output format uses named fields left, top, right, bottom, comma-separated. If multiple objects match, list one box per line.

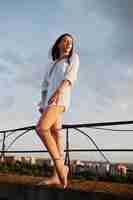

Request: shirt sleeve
left=41, top=62, right=51, bottom=92
left=64, top=52, right=79, bottom=87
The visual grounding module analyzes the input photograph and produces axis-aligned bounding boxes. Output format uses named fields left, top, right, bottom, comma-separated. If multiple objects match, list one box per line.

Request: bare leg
left=42, top=128, right=65, bottom=185
left=36, top=105, right=68, bottom=188
left=51, top=114, right=64, bottom=160
left=46, top=115, right=65, bottom=184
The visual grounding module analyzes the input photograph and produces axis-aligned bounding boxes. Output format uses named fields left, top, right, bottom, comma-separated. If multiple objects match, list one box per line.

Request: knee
left=51, top=128, right=63, bottom=135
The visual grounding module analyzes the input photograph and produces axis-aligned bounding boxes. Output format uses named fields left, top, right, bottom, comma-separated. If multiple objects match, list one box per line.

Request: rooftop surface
left=0, top=172, right=133, bottom=195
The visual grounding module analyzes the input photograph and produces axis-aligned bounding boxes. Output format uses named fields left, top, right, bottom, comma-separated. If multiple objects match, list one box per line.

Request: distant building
left=21, top=156, right=32, bottom=164
left=31, top=157, right=36, bottom=165
left=71, top=160, right=113, bottom=177
left=105, top=163, right=110, bottom=176
left=108, top=164, right=117, bottom=176
left=117, top=163, right=127, bottom=176
left=1, top=156, right=15, bottom=165
left=71, top=160, right=85, bottom=174
left=14, top=156, right=22, bottom=162
left=35, top=157, right=52, bottom=167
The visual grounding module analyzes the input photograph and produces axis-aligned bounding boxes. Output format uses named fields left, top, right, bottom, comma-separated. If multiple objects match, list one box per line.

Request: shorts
left=43, top=99, right=66, bottom=113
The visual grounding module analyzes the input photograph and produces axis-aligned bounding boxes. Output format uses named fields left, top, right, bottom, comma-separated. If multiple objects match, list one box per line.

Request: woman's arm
left=57, top=79, right=71, bottom=93
left=48, top=80, right=71, bottom=105
left=41, top=90, right=48, bottom=101
left=48, top=52, right=79, bottom=104
left=38, top=90, right=48, bottom=114
left=63, top=52, right=79, bottom=87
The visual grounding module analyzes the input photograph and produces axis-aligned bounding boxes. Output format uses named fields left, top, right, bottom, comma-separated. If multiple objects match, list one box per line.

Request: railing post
left=64, top=128, right=72, bottom=177
left=0, top=131, right=6, bottom=162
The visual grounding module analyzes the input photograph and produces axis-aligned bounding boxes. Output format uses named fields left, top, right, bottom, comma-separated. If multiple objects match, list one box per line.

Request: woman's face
left=58, top=35, right=73, bottom=55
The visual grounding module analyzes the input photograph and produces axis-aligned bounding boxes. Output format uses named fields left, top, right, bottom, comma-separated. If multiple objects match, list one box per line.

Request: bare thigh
left=51, top=113, right=63, bottom=133
left=37, top=105, right=65, bottom=131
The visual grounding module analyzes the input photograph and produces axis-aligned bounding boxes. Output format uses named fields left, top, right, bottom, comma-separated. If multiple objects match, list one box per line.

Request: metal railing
left=0, top=120, right=133, bottom=168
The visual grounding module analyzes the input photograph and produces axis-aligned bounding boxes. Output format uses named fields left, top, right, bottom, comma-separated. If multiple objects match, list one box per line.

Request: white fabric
left=39, top=51, right=79, bottom=112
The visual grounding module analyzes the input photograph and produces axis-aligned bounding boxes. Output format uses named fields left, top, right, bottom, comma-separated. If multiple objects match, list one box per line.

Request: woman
left=36, top=33, right=79, bottom=188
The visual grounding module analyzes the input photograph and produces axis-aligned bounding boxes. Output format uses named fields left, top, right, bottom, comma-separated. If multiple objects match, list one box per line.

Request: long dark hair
left=51, top=33, right=74, bottom=64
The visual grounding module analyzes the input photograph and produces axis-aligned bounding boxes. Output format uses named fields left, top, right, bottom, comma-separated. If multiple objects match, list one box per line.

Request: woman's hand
left=48, top=80, right=69, bottom=105
left=48, top=90, right=60, bottom=105
left=39, top=107, right=44, bottom=114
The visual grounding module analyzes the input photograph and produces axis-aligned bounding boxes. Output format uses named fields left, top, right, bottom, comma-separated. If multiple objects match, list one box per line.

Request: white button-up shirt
left=39, top=51, right=79, bottom=112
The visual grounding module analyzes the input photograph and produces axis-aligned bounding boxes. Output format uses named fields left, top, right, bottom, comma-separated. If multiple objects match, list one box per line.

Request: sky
left=0, top=0, right=133, bottom=162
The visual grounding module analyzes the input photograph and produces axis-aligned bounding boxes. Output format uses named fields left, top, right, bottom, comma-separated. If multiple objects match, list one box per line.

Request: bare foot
left=53, top=159, right=69, bottom=189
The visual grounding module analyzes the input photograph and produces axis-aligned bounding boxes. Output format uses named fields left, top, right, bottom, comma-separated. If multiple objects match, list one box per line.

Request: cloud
left=0, top=96, right=14, bottom=111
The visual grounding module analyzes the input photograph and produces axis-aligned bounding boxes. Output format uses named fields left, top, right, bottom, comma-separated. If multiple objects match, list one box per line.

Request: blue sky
left=1, top=0, right=133, bottom=162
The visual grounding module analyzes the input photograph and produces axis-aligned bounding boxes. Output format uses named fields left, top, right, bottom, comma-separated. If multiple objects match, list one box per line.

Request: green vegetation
left=72, top=171, right=98, bottom=181
left=0, top=162, right=132, bottom=184
left=72, top=170, right=132, bottom=184
left=107, top=174, right=128, bottom=183
left=0, top=161, right=53, bottom=177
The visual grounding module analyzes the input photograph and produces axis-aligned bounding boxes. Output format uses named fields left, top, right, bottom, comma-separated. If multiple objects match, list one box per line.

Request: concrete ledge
left=0, top=183, right=132, bottom=200
left=0, top=173, right=132, bottom=200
